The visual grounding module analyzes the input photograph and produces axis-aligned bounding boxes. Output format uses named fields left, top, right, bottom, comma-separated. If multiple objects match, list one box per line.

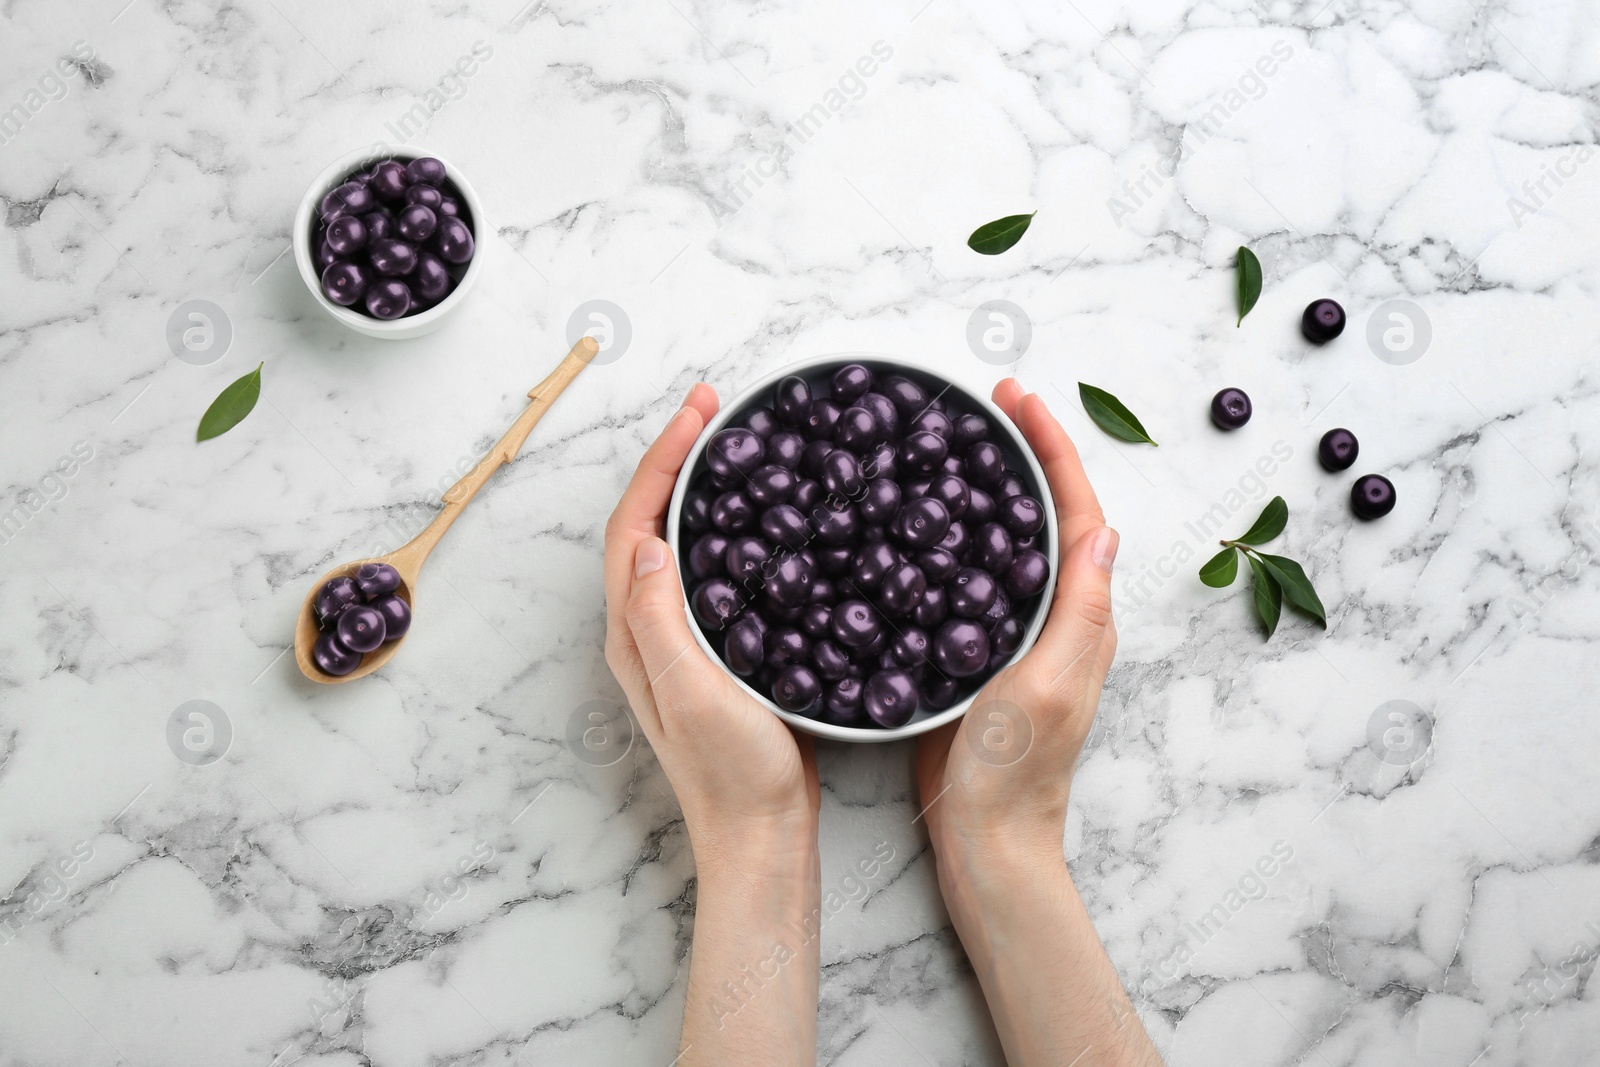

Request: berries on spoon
left=1318, top=428, right=1359, bottom=471
left=1211, top=388, right=1252, bottom=430
left=1301, top=299, right=1346, bottom=343
left=1351, top=474, right=1396, bottom=519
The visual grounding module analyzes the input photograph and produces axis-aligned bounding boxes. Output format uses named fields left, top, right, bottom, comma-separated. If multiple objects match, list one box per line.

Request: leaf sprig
left=1199, top=495, right=1325, bottom=638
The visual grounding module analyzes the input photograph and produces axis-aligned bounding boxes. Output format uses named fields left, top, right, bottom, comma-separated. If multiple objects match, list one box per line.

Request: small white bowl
left=293, top=146, right=485, bottom=339
left=665, top=354, right=1059, bottom=744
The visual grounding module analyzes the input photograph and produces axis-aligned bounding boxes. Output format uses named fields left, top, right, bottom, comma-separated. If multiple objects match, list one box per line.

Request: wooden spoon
left=294, top=336, right=598, bottom=684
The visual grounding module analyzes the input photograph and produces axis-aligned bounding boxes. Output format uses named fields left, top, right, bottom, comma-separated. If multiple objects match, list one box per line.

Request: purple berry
left=773, top=665, right=822, bottom=712
left=355, top=562, right=401, bottom=600
left=368, top=160, right=408, bottom=202
left=315, top=576, right=361, bottom=626
left=1005, top=550, right=1050, bottom=598
left=412, top=251, right=452, bottom=302
left=405, top=156, right=447, bottom=186
left=1319, top=428, right=1358, bottom=472
left=864, top=668, right=918, bottom=727
left=1351, top=474, right=1396, bottom=519
left=1211, top=388, right=1252, bottom=431
left=435, top=216, right=474, bottom=264
left=933, top=619, right=990, bottom=678
left=313, top=631, right=361, bottom=676
left=337, top=604, right=387, bottom=653
left=325, top=214, right=368, bottom=255
left=1302, top=299, right=1346, bottom=343
left=370, top=594, right=411, bottom=641
left=406, top=184, right=444, bottom=209
left=364, top=279, right=412, bottom=319
left=321, top=260, right=369, bottom=307
left=831, top=364, right=873, bottom=403
left=398, top=204, right=438, bottom=243
left=949, top=568, right=998, bottom=618
left=706, top=428, right=764, bottom=479
left=320, top=182, right=375, bottom=221
left=775, top=376, right=812, bottom=426
left=724, top=618, right=764, bottom=676
left=831, top=600, right=882, bottom=648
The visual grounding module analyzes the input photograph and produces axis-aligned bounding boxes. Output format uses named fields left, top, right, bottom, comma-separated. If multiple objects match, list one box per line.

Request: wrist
left=689, top=812, right=819, bottom=888
left=931, top=828, right=1069, bottom=928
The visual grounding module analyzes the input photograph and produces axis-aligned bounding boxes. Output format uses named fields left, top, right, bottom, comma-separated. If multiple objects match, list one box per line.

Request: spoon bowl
left=294, top=337, right=597, bottom=684
left=294, top=559, right=418, bottom=684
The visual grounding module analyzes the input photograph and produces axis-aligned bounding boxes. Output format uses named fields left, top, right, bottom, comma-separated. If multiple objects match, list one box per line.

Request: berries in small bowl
left=294, top=147, right=484, bottom=339
left=1210, top=388, right=1252, bottom=431
left=1301, top=299, right=1346, bottom=344
left=305, top=562, right=412, bottom=677
left=1351, top=474, right=1396, bottom=519
left=666, top=355, right=1059, bottom=743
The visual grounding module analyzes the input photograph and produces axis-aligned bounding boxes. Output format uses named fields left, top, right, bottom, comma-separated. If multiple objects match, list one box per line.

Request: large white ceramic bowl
left=665, top=354, right=1059, bottom=743
left=293, top=146, right=485, bottom=339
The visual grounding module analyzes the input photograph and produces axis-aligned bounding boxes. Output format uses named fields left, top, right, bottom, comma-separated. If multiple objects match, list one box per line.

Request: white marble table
left=3, top=0, right=1598, bottom=1063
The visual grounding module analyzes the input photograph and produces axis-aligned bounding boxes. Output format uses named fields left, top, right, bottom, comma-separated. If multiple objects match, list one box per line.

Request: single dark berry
left=1351, top=474, right=1396, bottom=519
left=772, top=665, right=822, bottom=712
left=370, top=594, right=411, bottom=641
left=1301, top=299, right=1346, bottom=344
left=863, top=668, right=918, bottom=727
left=1318, top=428, right=1359, bottom=472
left=313, top=632, right=361, bottom=676
left=1210, top=388, right=1252, bottom=431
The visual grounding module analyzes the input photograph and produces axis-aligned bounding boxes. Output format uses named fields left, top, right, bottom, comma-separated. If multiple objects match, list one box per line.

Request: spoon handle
left=389, top=336, right=599, bottom=577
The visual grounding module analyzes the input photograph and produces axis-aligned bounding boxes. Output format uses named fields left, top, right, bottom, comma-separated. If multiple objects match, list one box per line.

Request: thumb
left=625, top=536, right=713, bottom=691
left=1035, top=524, right=1118, bottom=677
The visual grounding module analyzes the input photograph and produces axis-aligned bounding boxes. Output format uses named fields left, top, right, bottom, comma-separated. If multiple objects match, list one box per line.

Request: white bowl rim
left=664, top=353, right=1059, bottom=744
left=292, top=145, right=486, bottom=337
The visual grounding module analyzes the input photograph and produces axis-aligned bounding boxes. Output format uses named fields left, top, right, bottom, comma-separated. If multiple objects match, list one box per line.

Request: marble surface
left=2, top=0, right=1599, bottom=1063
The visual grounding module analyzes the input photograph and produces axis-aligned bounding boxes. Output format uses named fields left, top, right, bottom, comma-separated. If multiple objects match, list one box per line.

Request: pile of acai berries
left=678, top=364, right=1052, bottom=730
left=314, top=157, right=475, bottom=320
left=311, top=563, right=412, bottom=676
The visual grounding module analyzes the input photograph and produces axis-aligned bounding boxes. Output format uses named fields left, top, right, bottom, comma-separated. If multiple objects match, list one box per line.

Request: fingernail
left=1090, top=527, right=1118, bottom=575
left=636, top=538, right=666, bottom=578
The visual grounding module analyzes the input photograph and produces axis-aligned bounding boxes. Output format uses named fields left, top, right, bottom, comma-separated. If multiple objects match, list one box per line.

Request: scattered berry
left=1211, top=388, right=1252, bottom=430
left=1301, top=299, right=1346, bottom=343
left=1318, top=428, right=1359, bottom=471
left=1351, top=474, right=1396, bottom=519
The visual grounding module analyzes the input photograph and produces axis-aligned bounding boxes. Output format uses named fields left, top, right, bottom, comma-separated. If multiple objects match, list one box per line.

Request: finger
left=1012, top=391, right=1106, bottom=546
left=624, top=535, right=726, bottom=734
left=991, top=378, right=1025, bottom=422
left=603, top=386, right=719, bottom=622
left=1034, top=523, right=1118, bottom=694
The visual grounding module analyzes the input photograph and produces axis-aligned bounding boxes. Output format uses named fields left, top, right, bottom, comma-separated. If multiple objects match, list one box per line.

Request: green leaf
left=1254, top=552, right=1326, bottom=627
left=1236, top=246, right=1262, bottom=326
left=197, top=362, right=263, bottom=442
left=968, top=212, right=1036, bottom=255
left=1078, top=382, right=1158, bottom=446
left=1233, top=496, right=1288, bottom=546
left=1246, top=554, right=1282, bottom=637
left=1199, top=547, right=1239, bottom=588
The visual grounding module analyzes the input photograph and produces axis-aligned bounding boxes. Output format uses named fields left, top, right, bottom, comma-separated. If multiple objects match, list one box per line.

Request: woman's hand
left=603, top=385, right=822, bottom=1067
left=914, top=380, right=1161, bottom=1067
left=603, top=384, right=820, bottom=858
left=915, top=378, right=1118, bottom=863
